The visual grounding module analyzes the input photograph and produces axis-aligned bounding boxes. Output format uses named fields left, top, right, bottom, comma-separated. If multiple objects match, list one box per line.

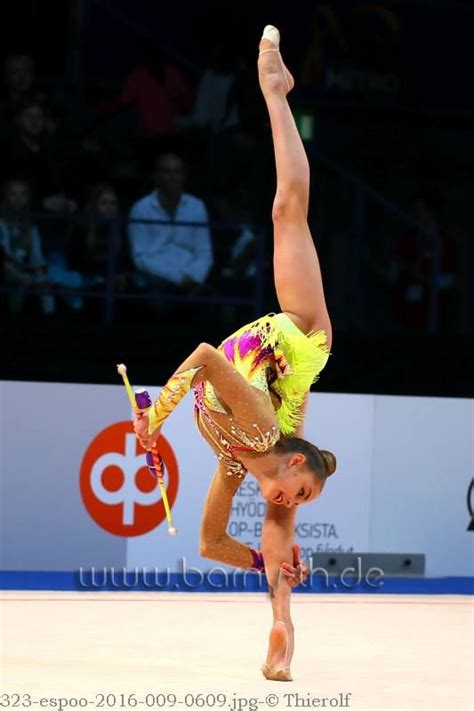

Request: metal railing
left=0, top=150, right=444, bottom=331
left=0, top=212, right=267, bottom=323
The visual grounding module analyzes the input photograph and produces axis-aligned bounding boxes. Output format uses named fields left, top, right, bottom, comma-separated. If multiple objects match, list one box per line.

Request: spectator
left=0, top=54, right=44, bottom=124
left=3, top=100, right=51, bottom=192
left=96, top=43, right=193, bottom=170
left=301, top=3, right=401, bottom=90
left=0, top=178, right=55, bottom=314
left=128, top=153, right=213, bottom=296
left=201, top=49, right=267, bottom=217
left=67, top=183, right=132, bottom=291
left=302, top=5, right=347, bottom=87
left=177, top=41, right=243, bottom=195
left=0, top=178, right=83, bottom=316
left=182, top=41, right=239, bottom=134
left=2, top=99, right=77, bottom=213
left=392, top=192, right=457, bottom=330
left=212, top=194, right=258, bottom=286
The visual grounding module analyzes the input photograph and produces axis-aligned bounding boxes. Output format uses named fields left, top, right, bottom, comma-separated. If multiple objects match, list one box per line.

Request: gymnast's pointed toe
left=261, top=25, right=281, bottom=50
left=261, top=620, right=293, bottom=681
left=258, top=26, right=294, bottom=96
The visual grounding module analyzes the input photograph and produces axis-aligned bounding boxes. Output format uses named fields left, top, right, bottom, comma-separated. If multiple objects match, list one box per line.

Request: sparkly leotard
left=194, top=312, right=330, bottom=478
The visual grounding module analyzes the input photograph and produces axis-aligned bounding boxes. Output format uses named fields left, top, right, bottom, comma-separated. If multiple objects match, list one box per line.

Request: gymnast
left=133, top=25, right=336, bottom=681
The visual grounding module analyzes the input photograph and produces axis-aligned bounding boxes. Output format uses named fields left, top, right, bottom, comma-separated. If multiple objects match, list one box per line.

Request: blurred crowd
left=0, top=31, right=468, bottom=334
left=0, top=44, right=268, bottom=323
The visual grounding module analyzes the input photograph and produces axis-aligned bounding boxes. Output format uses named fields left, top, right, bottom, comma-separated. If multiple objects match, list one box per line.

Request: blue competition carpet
left=0, top=571, right=472, bottom=594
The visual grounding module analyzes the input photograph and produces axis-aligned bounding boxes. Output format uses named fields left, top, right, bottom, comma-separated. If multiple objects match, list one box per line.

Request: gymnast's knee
left=272, top=190, right=306, bottom=222
left=195, top=341, right=215, bottom=360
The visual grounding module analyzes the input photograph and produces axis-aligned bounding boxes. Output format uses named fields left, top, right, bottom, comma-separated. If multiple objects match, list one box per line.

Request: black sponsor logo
left=467, top=479, right=474, bottom=531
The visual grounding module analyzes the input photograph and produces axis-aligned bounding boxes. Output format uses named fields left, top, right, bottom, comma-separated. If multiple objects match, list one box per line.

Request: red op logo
left=80, top=422, right=179, bottom=537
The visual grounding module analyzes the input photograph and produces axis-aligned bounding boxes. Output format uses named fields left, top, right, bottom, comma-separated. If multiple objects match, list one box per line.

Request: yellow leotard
left=194, top=312, right=330, bottom=477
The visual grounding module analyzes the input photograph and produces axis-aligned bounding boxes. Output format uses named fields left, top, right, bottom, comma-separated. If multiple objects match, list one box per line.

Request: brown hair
left=274, top=436, right=337, bottom=485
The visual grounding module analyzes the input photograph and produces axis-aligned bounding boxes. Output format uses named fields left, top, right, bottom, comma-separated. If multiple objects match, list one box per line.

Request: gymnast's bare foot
left=261, top=620, right=294, bottom=681
left=258, top=25, right=295, bottom=99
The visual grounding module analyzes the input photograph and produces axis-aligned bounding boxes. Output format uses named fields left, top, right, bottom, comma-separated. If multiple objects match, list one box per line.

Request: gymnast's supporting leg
left=261, top=503, right=296, bottom=679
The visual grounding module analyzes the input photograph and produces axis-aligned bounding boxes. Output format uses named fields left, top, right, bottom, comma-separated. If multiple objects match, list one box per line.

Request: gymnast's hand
left=279, top=545, right=309, bottom=587
left=133, top=412, right=160, bottom=450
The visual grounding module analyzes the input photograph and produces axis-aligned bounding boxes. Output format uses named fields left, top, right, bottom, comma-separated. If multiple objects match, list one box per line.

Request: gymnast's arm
left=200, top=463, right=302, bottom=594
left=199, top=464, right=257, bottom=568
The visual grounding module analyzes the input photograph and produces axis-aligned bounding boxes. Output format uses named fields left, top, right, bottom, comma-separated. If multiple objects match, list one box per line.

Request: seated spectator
left=392, top=192, right=457, bottom=330
left=0, top=178, right=83, bottom=315
left=128, top=153, right=213, bottom=297
left=67, top=183, right=133, bottom=291
left=212, top=194, right=257, bottom=287
left=0, top=178, right=55, bottom=315
left=1, top=98, right=84, bottom=262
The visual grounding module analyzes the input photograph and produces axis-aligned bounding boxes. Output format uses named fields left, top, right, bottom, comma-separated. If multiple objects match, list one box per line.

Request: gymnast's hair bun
left=320, top=450, right=337, bottom=477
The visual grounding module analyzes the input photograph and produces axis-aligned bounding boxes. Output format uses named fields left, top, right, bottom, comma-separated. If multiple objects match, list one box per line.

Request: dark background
left=0, top=0, right=472, bottom=396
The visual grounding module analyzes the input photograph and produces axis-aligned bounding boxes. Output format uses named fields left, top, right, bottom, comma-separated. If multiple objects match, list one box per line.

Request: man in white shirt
left=128, top=152, right=213, bottom=294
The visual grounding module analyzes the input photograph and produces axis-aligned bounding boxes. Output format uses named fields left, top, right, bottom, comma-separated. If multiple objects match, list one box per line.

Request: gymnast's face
left=259, top=453, right=322, bottom=508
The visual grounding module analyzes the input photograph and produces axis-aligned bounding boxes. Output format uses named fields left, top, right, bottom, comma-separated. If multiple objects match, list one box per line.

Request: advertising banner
left=126, top=392, right=374, bottom=572
left=370, top=396, right=474, bottom=577
left=0, top=381, right=472, bottom=579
